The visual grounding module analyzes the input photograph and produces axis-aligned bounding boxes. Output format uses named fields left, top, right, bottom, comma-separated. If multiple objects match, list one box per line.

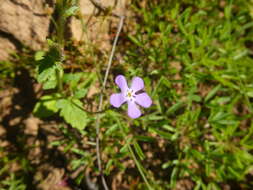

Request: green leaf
left=56, top=98, right=89, bottom=130
left=246, top=91, right=253, bottom=98
left=33, top=94, right=60, bottom=117
left=105, top=124, right=119, bottom=136
left=149, top=127, right=171, bottom=140
left=134, top=135, right=154, bottom=142
left=162, top=125, right=176, bottom=132
left=36, top=45, right=62, bottom=90
left=120, top=137, right=132, bottom=153
left=105, top=159, right=114, bottom=175
left=191, top=149, right=205, bottom=160
left=128, top=35, right=143, bottom=47
left=170, top=166, right=179, bottom=187
left=71, top=148, right=86, bottom=156
left=64, top=6, right=79, bottom=18
left=166, top=101, right=184, bottom=115
left=43, top=77, right=58, bottom=90
left=63, top=72, right=83, bottom=84
left=74, top=88, right=88, bottom=99
left=204, top=84, right=221, bottom=102
left=133, top=141, right=145, bottom=160
left=162, top=161, right=172, bottom=169
left=50, top=140, right=64, bottom=146
left=37, top=66, right=56, bottom=83
left=120, top=143, right=128, bottom=153
left=189, top=94, right=202, bottom=102
left=35, top=51, right=45, bottom=61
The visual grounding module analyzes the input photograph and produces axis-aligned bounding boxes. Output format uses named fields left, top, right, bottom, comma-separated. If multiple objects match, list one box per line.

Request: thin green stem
left=56, top=60, right=64, bottom=92
left=117, top=120, right=153, bottom=190
left=127, top=144, right=153, bottom=190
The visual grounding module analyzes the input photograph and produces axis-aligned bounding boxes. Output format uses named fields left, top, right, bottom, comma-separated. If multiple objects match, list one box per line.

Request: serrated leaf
left=36, top=45, right=62, bottom=90
left=33, top=94, right=60, bottom=117
left=47, top=39, right=55, bottom=46
left=56, top=98, right=89, bottom=130
left=43, top=79, right=57, bottom=90
left=37, top=64, right=58, bottom=89
left=63, top=72, right=83, bottom=84
left=37, top=66, right=55, bottom=83
left=74, top=88, right=88, bottom=99
left=35, top=51, right=45, bottom=61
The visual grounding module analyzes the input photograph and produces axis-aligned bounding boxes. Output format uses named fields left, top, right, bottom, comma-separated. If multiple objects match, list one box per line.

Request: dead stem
left=95, top=15, right=125, bottom=190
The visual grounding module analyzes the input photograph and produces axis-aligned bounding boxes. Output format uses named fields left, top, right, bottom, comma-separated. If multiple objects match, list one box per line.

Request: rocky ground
left=0, top=0, right=126, bottom=61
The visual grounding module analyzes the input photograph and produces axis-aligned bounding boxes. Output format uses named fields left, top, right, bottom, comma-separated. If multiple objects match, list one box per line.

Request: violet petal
left=127, top=101, right=141, bottom=119
left=115, top=75, right=128, bottom=93
left=135, top=93, right=152, bottom=108
left=110, top=93, right=126, bottom=108
left=130, top=77, right=144, bottom=92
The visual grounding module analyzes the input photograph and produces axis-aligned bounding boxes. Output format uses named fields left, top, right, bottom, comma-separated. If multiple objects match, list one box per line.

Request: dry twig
left=89, top=0, right=122, bottom=18
left=94, top=12, right=125, bottom=190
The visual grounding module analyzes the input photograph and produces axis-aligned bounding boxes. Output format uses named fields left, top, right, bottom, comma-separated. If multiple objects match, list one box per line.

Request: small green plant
left=21, top=0, right=253, bottom=189
left=33, top=42, right=93, bottom=130
left=0, top=174, right=26, bottom=190
left=33, top=0, right=92, bottom=132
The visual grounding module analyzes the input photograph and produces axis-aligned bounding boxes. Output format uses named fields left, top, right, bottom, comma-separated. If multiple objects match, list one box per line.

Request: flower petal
left=115, top=75, right=128, bottom=93
left=110, top=93, right=126, bottom=108
left=127, top=101, right=141, bottom=119
left=130, top=77, right=144, bottom=92
left=135, top=93, right=152, bottom=108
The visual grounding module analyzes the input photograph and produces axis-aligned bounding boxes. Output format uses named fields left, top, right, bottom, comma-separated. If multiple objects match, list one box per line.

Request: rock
left=70, top=15, right=111, bottom=51
left=79, top=0, right=126, bottom=16
left=0, top=0, right=52, bottom=60
left=0, top=37, right=16, bottom=61
left=70, top=0, right=126, bottom=51
left=0, top=0, right=127, bottom=60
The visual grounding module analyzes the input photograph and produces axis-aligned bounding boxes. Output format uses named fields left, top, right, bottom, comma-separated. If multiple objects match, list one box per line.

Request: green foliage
left=0, top=61, right=15, bottom=85
left=64, top=5, right=79, bottom=18
left=33, top=94, right=60, bottom=117
left=34, top=64, right=95, bottom=130
left=0, top=146, right=30, bottom=190
left=121, top=0, right=253, bottom=188
left=4, top=0, right=253, bottom=189
left=56, top=98, right=89, bottom=130
left=0, top=174, right=26, bottom=190
left=34, top=40, right=91, bottom=131
left=35, top=44, right=63, bottom=90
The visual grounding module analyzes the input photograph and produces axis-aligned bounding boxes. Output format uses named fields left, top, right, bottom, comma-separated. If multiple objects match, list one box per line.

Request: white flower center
left=125, top=89, right=135, bottom=102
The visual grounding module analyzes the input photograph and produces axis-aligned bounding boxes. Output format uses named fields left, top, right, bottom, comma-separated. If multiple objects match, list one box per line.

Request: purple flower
left=110, top=75, right=152, bottom=119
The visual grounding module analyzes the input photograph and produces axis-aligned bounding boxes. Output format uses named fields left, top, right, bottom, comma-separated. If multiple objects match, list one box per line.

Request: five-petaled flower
left=110, top=75, right=152, bottom=119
